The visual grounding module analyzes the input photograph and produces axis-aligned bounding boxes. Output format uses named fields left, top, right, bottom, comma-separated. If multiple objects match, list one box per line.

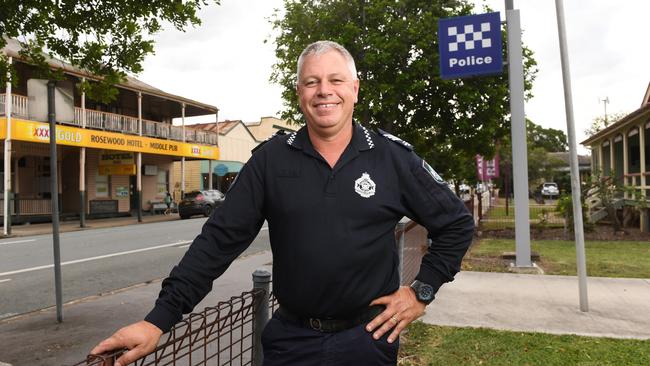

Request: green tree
left=269, top=0, right=537, bottom=182
left=526, top=120, right=567, bottom=152
left=497, top=119, right=566, bottom=193
left=1, top=0, right=217, bottom=102
left=584, top=112, right=627, bottom=137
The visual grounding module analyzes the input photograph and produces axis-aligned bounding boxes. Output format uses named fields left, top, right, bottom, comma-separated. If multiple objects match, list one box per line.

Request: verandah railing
left=0, top=93, right=218, bottom=146
left=0, top=93, right=29, bottom=118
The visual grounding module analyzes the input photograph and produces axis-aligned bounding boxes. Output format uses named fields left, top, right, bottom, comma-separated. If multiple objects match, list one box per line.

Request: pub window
left=96, top=173, right=110, bottom=198
left=157, top=170, right=167, bottom=196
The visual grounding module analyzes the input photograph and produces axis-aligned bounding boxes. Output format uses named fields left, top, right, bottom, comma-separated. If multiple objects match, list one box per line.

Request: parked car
left=540, top=182, right=559, bottom=198
left=178, top=190, right=225, bottom=219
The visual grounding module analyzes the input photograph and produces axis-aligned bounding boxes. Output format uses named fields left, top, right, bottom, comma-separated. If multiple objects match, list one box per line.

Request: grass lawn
left=398, top=322, right=650, bottom=366
left=464, top=239, right=650, bottom=278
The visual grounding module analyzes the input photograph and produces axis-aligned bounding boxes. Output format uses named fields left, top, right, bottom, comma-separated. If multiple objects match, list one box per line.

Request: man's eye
left=305, top=80, right=317, bottom=86
left=331, top=79, right=343, bottom=84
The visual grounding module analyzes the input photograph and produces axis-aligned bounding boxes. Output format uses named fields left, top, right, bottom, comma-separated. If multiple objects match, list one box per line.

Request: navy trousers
left=261, top=311, right=399, bottom=366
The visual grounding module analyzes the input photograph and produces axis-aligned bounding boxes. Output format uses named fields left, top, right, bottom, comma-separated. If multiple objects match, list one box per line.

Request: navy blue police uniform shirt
left=145, top=122, right=475, bottom=332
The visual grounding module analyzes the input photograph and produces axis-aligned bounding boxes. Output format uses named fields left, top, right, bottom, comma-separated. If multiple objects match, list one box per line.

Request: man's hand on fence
left=366, top=286, right=426, bottom=344
left=91, top=320, right=163, bottom=366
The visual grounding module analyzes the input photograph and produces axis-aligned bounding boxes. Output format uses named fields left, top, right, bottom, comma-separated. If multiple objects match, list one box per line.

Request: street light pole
left=554, top=0, right=589, bottom=312
left=48, top=80, right=63, bottom=322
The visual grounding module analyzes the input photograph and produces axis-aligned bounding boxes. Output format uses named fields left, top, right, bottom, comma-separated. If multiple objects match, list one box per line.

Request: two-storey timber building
left=1, top=38, right=219, bottom=226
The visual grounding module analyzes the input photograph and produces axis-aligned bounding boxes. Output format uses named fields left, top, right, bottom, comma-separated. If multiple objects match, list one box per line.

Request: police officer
left=92, top=40, right=474, bottom=365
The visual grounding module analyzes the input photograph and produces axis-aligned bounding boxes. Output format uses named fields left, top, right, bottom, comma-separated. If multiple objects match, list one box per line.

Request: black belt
left=276, top=305, right=384, bottom=333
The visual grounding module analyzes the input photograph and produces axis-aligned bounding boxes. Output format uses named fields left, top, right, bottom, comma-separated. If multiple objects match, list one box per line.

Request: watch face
left=419, top=284, right=434, bottom=301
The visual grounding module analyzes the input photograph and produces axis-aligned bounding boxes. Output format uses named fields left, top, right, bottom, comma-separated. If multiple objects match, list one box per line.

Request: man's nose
left=316, top=80, right=333, bottom=96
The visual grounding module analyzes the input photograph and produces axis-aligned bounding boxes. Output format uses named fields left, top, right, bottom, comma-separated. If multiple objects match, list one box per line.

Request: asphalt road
left=0, top=217, right=270, bottom=319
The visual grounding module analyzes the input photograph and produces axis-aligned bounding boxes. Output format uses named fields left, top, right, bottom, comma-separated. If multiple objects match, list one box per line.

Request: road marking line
left=0, top=239, right=36, bottom=246
left=260, top=226, right=269, bottom=231
left=0, top=240, right=192, bottom=277
left=0, top=278, right=11, bottom=283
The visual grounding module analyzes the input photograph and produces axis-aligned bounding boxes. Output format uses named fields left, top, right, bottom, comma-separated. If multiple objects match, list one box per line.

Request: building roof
left=547, top=152, right=591, bottom=166
left=187, top=120, right=259, bottom=141
left=2, top=37, right=218, bottom=115
left=188, top=120, right=240, bottom=134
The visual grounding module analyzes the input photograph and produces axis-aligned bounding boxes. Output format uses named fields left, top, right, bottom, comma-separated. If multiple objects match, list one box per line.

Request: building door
left=129, top=175, right=138, bottom=210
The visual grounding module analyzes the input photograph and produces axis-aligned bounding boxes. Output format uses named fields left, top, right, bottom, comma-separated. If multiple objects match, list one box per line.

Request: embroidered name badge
left=354, top=172, right=376, bottom=198
left=422, top=160, right=445, bottom=185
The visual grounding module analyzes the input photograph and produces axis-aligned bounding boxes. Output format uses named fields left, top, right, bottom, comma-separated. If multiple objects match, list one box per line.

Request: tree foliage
left=526, top=120, right=567, bottom=152
left=269, top=0, right=537, bottom=182
left=497, top=119, right=567, bottom=191
left=584, top=111, right=627, bottom=137
left=1, top=0, right=217, bottom=102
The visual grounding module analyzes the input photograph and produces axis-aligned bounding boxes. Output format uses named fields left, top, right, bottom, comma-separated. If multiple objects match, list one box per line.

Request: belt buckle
left=309, top=318, right=322, bottom=331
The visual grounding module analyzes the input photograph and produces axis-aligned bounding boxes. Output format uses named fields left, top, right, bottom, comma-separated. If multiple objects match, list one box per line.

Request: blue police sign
left=438, top=12, right=503, bottom=79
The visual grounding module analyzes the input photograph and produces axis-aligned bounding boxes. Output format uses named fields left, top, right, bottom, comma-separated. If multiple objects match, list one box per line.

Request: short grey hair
left=296, top=40, right=358, bottom=85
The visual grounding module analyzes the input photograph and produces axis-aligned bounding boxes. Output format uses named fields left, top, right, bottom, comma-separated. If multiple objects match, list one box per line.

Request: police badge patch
left=354, top=172, right=376, bottom=198
left=422, top=160, right=445, bottom=185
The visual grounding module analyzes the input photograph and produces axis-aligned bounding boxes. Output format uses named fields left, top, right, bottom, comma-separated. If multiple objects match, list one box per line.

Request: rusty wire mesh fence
left=72, top=290, right=263, bottom=366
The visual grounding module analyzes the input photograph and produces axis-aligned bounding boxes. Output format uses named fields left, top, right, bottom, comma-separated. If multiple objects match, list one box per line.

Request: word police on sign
left=438, top=12, right=503, bottom=79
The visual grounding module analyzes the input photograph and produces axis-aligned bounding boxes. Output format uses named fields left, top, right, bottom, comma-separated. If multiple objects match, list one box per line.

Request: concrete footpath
left=425, top=271, right=650, bottom=340
left=1, top=214, right=181, bottom=238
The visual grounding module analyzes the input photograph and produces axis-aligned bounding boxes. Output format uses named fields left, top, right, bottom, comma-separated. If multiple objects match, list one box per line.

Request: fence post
left=252, top=269, right=271, bottom=366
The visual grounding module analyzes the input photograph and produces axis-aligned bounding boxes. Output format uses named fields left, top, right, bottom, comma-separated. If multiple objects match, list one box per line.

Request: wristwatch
left=410, top=280, right=435, bottom=305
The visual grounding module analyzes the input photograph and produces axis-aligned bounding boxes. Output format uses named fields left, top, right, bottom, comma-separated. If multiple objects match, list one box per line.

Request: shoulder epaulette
left=251, top=130, right=286, bottom=153
left=378, top=129, right=413, bottom=151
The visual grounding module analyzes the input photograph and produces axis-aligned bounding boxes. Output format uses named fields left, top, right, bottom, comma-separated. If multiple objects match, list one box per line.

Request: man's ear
left=353, top=79, right=360, bottom=103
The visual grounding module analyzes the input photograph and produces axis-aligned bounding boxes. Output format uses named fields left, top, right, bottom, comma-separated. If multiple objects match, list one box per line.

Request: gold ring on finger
left=390, top=315, right=398, bottom=324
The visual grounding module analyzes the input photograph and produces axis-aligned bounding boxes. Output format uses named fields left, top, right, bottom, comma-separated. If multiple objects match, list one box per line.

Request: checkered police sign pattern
left=438, top=12, right=503, bottom=79
left=448, top=23, right=492, bottom=52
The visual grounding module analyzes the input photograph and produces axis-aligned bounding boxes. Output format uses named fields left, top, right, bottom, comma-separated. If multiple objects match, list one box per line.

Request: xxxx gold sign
left=0, top=118, right=219, bottom=159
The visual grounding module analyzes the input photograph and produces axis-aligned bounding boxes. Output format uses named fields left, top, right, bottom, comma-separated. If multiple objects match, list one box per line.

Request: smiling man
left=91, top=41, right=474, bottom=366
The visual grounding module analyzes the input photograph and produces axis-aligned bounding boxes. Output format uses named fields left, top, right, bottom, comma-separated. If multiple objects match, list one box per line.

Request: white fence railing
left=0, top=94, right=29, bottom=118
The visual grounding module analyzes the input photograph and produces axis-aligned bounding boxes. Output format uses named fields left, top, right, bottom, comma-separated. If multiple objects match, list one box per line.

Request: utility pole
left=555, top=0, right=589, bottom=312
left=48, top=80, right=63, bottom=322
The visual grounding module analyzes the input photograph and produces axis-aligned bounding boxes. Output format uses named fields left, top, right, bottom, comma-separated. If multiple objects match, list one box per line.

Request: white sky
left=138, top=0, right=650, bottom=150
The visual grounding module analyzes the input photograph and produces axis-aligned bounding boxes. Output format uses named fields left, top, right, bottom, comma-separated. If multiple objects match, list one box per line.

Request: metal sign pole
left=3, top=57, right=13, bottom=236
left=48, top=80, right=63, bottom=322
left=505, top=1, right=532, bottom=267
left=554, top=0, right=589, bottom=312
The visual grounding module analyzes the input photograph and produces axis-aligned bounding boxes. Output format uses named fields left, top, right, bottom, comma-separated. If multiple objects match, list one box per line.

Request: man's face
left=297, top=50, right=359, bottom=134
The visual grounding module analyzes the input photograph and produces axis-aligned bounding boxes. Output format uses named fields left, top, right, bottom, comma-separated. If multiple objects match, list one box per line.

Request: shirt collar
left=286, top=121, right=375, bottom=152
